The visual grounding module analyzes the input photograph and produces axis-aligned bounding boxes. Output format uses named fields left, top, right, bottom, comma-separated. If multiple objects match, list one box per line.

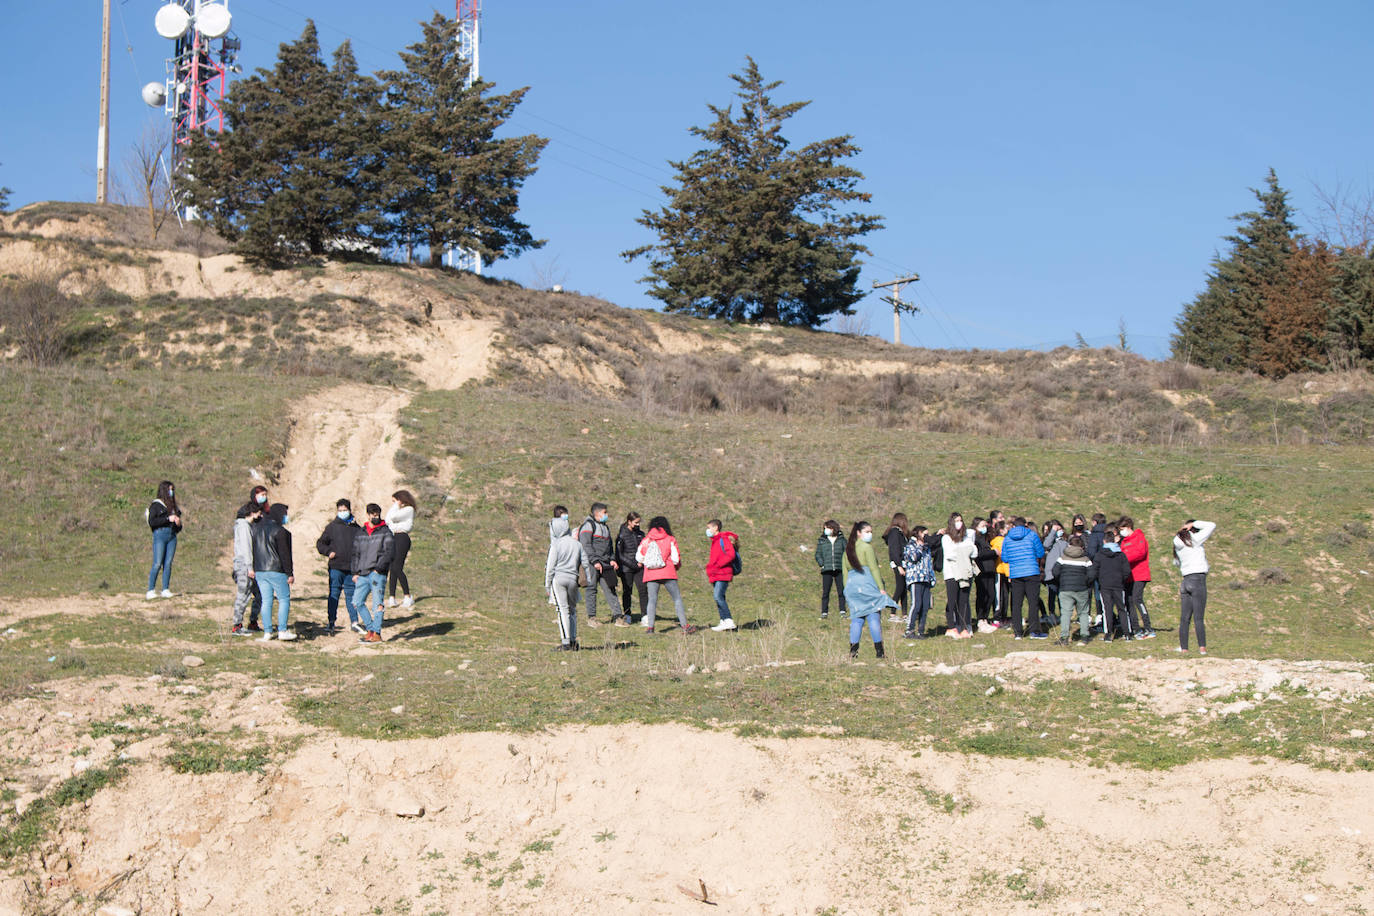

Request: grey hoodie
left=546, top=517, right=587, bottom=589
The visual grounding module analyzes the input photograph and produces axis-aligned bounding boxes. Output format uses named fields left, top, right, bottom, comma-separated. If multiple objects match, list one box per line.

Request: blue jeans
left=353, top=571, right=386, bottom=633
left=148, top=528, right=177, bottom=591
left=327, top=568, right=357, bottom=626
left=849, top=610, right=883, bottom=645
left=712, top=580, right=732, bottom=621
left=255, top=571, right=290, bottom=633
left=905, top=581, right=933, bottom=634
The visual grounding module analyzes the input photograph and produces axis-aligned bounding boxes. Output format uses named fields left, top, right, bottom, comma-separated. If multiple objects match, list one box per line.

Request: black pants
left=388, top=531, right=411, bottom=598
left=974, top=572, right=996, bottom=621
left=892, top=569, right=909, bottom=613
left=820, top=570, right=846, bottom=616
left=1129, top=580, right=1152, bottom=631
left=946, top=579, right=971, bottom=633
left=1044, top=583, right=1058, bottom=623
left=1101, top=587, right=1130, bottom=637
left=1179, top=574, right=1207, bottom=649
left=996, top=575, right=1010, bottom=623
left=906, top=582, right=932, bottom=634
left=1010, top=576, right=1041, bottom=636
left=619, top=565, right=647, bottom=618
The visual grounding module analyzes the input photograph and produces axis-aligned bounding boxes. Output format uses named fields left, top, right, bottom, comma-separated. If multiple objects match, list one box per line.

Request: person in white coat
left=385, top=490, right=416, bottom=608
left=1173, top=520, right=1216, bottom=653
left=941, top=512, right=978, bottom=639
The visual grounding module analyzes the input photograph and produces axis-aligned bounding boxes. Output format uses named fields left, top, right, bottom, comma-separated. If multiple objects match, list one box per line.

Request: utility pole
left=872, top=273, right=920, bottom=345
left=97, top=0, right=112, bottom=204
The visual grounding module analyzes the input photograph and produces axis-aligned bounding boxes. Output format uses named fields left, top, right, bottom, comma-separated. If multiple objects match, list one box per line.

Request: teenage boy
left=1092, top=526, right=1133, bottom=641
left=1001, top=516, right=1046, bottom=639
left=1119, top=517, right=1156, bottom=638
left=578, top=502, right=625, bottom=628
left=230, top=502, right=263, bottom=636
left=252, top=503, right=296, bottom=642
left=316, top=498, right=362, bottom=635
left=351, top=503, right=395, bottom=643
left=1051, top=537, right=1096, bottom=645
left=234, top=488, right=269, bottom=631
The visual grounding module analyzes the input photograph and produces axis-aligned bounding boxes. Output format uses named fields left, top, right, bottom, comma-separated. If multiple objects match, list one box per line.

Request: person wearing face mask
left=1002, top=515, right=1047, bottom=639
left=549, top=505, right=570, bottom=542
left=814, top=520, right=847, bottom=620
left=234, top=486, right=268, bottom=630
left=385, top=490, right=417, bottom=610
left=230, top=502, right=263, bottom=636
left=350, top=503, right=395, bottom=643
left=941, top=512, right=978, bottom=639
left=705, top=519, right=739, bottom=632
left=316, top=498, right=362, bottom=635
left=842, top=521, right=895, bottom=658
left=882, top=514, right=911, bottom=623
left=578, top=502, right=625, bottom=628
left=1118, top=517, right=1156, bottom=639
left=546, top=515, right=586, bottom=650
left=145, top=480, right=183, bottom=600
left=615, top=512, right=648, bottom=623
left=972, top=517, right=999, bottom=633
left=901, top=524, right=938, bottom=638
left=251, top=502, right=296, bottom=641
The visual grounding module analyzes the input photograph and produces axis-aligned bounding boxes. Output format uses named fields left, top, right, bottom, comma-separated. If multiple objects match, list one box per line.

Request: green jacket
left=845, top=537, right=889, bottom=593
left=815, top=534, right=846, bottom=572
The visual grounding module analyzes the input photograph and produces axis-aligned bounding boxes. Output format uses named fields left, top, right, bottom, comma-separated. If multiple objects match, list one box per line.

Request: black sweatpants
left=619, top=565, right=647, bottom=618
left=946, top=579, right=971, bottom=633
left=1009, top=576, right=1041, bottom=636
left=820, top=570, right=846, bottom=616
left=906, top=582, right=933, bottom=635
left=1129, top=580, right=1152, bottom=631
left=892, top=569, right=909, bottom=614
left=975, top=572, right=997, bottom=622
left=1101, top=587, right=1130, bottom=638
left=388, top=531, right=411, bottom=598
left=1179, top=574, right=1207, bottom=649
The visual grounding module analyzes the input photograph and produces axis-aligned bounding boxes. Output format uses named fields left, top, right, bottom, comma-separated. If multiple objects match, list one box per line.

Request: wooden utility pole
left=872, top=273, right=920, bottom=345
left=97, top=0, right=112, bottom=204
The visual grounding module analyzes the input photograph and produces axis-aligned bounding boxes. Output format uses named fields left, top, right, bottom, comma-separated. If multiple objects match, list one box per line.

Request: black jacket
left=974, top=531, right=998, bottom=574
left=1051, top=551, right=1097, bottom=592
left=351, top=522, right=395, bottom=576
left=316, top=517, right=362, bottom=572
left=1092, top=546, right=1131, bottom=591
left=251, top=518, right=293, bottom=576
left=1085, top=524, right=1107, bottom=560
left=148, top=499, right=182, bottom=534
left=615, top=523, right=644, bottom=571
left=883, top=528, right=908, bottom=568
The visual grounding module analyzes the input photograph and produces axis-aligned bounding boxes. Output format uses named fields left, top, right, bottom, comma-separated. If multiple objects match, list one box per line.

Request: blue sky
left=4, top=1, right=1372, bottom=357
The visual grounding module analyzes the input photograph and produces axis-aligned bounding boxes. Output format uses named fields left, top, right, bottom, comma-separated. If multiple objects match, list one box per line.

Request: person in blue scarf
left=842, top=521, right=898, bottom=659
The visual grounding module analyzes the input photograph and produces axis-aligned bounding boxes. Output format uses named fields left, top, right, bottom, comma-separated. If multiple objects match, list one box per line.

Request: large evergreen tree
left=1326, top=248, right=1374, bottom=368
left=184, top=22, right=380, bottom=263
left=623, top=58, right=883, bottom=327
left=376, top=13, right=547, bottom=267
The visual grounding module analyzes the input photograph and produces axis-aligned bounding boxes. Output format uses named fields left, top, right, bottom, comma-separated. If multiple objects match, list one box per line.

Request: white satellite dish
left=142, top=82, right=168, bottom=107
left=195, top=5, right=232, bottom=39
left=154, top=3, right=191, bottom=39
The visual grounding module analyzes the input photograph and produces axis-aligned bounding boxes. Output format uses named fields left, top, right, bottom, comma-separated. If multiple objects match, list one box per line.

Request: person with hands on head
left=146, top=480, right=182, bottom=600
left=1173, top=520, right=1216, bottom=654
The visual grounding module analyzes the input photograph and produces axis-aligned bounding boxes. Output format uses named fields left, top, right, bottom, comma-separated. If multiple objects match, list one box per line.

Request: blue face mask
left=338, top=511, right=351, bottom=521
left=282, top=515, right=290, bottom=526
left=255, top=493, right=268, bottom=505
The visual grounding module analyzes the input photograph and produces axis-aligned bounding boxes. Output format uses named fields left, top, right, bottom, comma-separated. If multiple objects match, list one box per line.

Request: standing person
left=545, top=516, right=586, bottom=651
left=636, top=516, right=695, bottom=634
left=1119, top=517, right=1156, bottom=638
left=815, top=520, right=848, bottom=619
left=1084, top=513, right=1109, bottom=630
left=1173, top=520, right=1216, bottom=654
left=1002, top=516, right=1047, bottom=640
left=1042, top=520, right=1069, bottom=623
left=316, top=499, right=362, bottom=635
left=385, top=490, right=416, bottom=610
left=842, top=521, right=896, bottom=658
left=145, top=481, right=182, bottom=599
left=350, top=503, right=394, bottom=644
left=550, top=505, right=570, bottom=539
left=229, top=502, right=262, bottom=636
left=972, top=517, right=999, bottom=632
left=235, top=488, right=268, bottom=630
left=251, top=503, right=297, bottom=641
left=705, top=519, right=739, bottom=632
left=578, top=502, right=625, bottom=628
left=615, top=512, right=648, bottom=623
left=882, top=514, right=910, bottom=623
left=991, top=519, right=1011, bottom=629
left=901, top=525, right=938, bottom=638
left=941, top=513, right=978, bottom=639
left=1092, top=526, right=1133, bottom=641
left=1051, top=537, right=1096, bottom=645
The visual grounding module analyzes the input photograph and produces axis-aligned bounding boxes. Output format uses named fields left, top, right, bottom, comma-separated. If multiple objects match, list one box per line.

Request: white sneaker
left=277, top=630, right=297, bottom=642
left=401, top=595, right=414, bottom=609
left=146, top=590, right=157, bottom=600
left=350, top=622, right=365, bottom=635
left=160, top=589, right=174, bottom=599
left=711, top=619, right=737, bottom=632
left=386, top=596, right=397, bottom=608
left=259, top=631, right=275, bottom=642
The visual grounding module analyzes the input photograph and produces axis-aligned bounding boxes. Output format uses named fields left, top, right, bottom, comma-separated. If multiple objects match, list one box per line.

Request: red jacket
left=706, top=532, right=738, bottom=583
left=636, top=527, right=681, bottom=583
left=1120, top=529, right=1151, bottom=582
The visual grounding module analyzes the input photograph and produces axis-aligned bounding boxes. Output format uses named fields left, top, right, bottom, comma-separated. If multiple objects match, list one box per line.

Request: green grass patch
left=0, top=762, right=129, bottom=863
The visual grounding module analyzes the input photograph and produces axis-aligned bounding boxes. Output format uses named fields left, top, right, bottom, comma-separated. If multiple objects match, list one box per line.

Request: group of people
left=142, top=482, right=419, bottom=643
left=817, top=511, right=1215, bottom=657
left=544, top=504, right=741, bottom=650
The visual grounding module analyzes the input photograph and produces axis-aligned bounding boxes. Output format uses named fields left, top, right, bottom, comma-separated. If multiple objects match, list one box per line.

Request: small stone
left=359, top=673, right=375, bottom=683
left=505, top=666, right=518, bottom=674
left=73, top=759, right=93, bottom=774
left=98, top=907, right=136, bottom=916
left=390, top=705, right=404, bottom=715
left=182, top=655, right=205, bottom=668
left=1350, top=729, right=1368, bottom=739
left=1303, top=893, right=1318, bottom=905
left=985, top=686, right=998, bottom=696
left=1218, top=700, right=1254, bottom=717
left=714, top=661, right=731, bottom=673
left=1065, top=663, right=1084, bottom=673
left=685, top=664, right=698, bottom=675
left=392, top=798, right=424, bottom=818
left=1254, top=668, right=1283, bottom=693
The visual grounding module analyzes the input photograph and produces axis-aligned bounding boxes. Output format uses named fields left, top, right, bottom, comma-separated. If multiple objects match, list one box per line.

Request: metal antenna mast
left=872, top=273, right=920, bottom=346
left=447, top=0, right=483, bottom=275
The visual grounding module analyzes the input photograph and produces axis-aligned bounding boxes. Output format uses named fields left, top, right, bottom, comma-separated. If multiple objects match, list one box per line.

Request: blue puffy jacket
left=1001, top=525, right=1045, bottom=579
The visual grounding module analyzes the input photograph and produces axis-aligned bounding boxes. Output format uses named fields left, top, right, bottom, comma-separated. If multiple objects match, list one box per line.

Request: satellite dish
left=154, top=3, right=191, bottom=39
left=195, top=5, right=232, bottom=39
left=141, top=82, right=167, bottom=107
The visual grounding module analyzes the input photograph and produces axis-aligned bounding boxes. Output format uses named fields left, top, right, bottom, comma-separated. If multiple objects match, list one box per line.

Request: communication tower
left=142, top=1, right=241, bottom=216
left=448, top=0, right=483, bottom=274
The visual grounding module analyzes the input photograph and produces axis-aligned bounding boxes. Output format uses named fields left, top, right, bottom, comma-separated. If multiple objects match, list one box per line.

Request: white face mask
left=977, top=526, right=987, bottom=534
left=860, top=531, right=873, bottom=543
left=706, top=528, right=716, bottom=538
left=338, top=511, right=351, bottom=521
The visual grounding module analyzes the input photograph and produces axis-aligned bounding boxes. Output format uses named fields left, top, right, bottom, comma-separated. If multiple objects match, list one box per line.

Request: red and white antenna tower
left=143, top=1, right=241, bottom=217
left=449, top=0, right=483, bottom=274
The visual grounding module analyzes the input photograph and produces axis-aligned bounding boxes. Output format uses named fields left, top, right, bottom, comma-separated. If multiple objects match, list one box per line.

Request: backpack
left=722, top=536, right=742, bottom=575
left=641, top=538, right=666, bottom=570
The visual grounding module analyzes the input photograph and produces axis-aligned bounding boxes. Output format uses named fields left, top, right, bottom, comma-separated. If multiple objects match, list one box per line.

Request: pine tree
left=623, top=58, right=882, bottom=327
left=1173, top=170, right=1302, bottom=372
left=376, top=13, right=547, bottom=268
left=184, top=22, right=381, bottom=263
left=1326, top=248, right=1374, bottom=369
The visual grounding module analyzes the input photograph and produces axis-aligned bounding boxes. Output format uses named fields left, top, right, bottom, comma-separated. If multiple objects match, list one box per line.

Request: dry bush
left=0, top=276, right=76, bottom=365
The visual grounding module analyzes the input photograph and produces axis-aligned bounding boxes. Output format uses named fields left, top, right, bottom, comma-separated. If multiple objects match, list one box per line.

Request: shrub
left=0, top=277, right=76, bottom=365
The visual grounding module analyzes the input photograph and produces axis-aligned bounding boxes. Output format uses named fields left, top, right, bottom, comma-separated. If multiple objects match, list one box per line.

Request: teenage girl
left=386, top=490, right=416, bottom=608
